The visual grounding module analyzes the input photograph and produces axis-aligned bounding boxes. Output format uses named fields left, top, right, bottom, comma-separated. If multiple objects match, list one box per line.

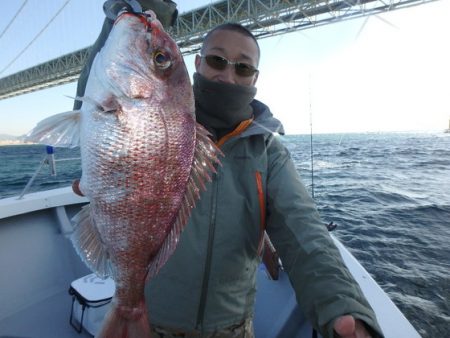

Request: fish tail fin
left=97, top=299, right=151, bottom=338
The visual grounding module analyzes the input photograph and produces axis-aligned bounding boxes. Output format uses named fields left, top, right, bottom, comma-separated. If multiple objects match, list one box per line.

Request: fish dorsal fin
left=71, top=204, right=114, bottom=278
left=25, top=110, right=81, bottom=148
left=147, top=123, right=223, bottom=279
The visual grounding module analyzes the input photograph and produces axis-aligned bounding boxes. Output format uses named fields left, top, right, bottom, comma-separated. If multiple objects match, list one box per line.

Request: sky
left=0, top=0, right=449, bottom=136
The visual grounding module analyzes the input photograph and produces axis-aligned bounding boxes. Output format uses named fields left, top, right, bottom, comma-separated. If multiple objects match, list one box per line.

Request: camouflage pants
left=150, top=318, right=254, bottom=338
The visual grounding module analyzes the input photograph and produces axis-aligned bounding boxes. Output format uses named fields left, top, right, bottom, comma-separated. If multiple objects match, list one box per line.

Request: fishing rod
left=309, top=75, right=315, bottom=199
left=308, top=77, right=336, bottom=233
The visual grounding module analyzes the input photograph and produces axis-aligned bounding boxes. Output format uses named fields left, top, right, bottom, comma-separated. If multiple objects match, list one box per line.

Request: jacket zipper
left=195, top=122, right=253, bottom=329
left=195, top=174, right=219, bottom=330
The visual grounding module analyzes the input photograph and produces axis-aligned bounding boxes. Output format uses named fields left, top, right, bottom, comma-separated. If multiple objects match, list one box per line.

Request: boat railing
left=17, top=145, right=80, bottom=200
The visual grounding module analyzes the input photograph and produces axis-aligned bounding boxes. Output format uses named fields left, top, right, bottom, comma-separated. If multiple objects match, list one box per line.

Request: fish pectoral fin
left=147, top=123, right=223, bottom=279
left=24, top=110, right=81, bottom=148
left=71, top=204, right=113, bottom=278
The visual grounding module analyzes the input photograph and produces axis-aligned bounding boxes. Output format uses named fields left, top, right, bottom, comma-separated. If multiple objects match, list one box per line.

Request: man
left=75, top=1, right=384, bottom=337
left=145, top=22, right=383, bottom=338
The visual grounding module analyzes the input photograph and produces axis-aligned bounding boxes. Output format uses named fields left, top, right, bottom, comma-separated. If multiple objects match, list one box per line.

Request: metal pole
left=17, top=156, right=47, bottom=200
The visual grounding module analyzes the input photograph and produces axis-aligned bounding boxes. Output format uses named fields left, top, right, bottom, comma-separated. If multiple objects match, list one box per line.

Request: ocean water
left=1, top=132, right=449, bottom=337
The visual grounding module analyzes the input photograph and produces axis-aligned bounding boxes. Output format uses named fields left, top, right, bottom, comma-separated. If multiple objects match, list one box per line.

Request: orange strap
left=256, top=170, right=280, bottom=279
left=255, top=171, right=266, bottom=255
left=216, top=118, right=254, bottom=148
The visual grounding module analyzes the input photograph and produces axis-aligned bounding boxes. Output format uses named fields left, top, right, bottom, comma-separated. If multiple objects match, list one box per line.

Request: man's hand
left=140, top=0, right=178, bottom=28
left=103, top=1, right=177, bottom=29
left=333, top=315, right=373, bottom=338
left=72, top=179, right=84, bottom=197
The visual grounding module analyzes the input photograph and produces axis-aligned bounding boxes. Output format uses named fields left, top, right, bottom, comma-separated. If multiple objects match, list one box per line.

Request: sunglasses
left=200, top=54, right=258, bottom=77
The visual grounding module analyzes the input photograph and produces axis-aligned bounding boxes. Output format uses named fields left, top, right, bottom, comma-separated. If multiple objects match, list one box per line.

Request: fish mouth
left=114, top=10, right=157, bottom=32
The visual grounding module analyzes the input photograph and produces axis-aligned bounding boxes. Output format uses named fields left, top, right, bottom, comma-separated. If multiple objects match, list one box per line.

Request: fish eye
left=153, top=51, right=171, bottom=70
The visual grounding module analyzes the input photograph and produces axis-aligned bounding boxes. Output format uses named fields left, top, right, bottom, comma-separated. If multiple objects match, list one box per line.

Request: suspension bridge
left=0, top=0, right=439, bottom=100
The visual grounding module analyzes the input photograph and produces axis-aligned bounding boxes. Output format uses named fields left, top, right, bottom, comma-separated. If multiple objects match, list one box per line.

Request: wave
left=2, top=133, right=449, bottom=337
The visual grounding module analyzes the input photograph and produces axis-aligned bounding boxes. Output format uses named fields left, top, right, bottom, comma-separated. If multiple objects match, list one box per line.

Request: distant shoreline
left=0, top=140, right=37, bottom=146
left=0, top=140, right=23, bottom=146
left=0, top=134, right=23, bottom=146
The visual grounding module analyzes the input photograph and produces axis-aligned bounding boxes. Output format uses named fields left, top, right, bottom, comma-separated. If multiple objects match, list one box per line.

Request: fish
left=25, top=10, right=221, bottom=338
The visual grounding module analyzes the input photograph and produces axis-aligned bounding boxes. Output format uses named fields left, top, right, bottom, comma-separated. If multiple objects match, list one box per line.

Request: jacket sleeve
left=265, top=137, right=384, bottom=338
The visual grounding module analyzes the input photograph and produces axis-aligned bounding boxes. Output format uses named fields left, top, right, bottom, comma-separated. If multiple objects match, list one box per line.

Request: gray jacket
left=145, top=100, right=383, bottom=338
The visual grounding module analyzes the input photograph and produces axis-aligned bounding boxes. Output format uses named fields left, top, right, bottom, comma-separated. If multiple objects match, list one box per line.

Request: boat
left=445, top=119, right=450, bottom=133
left=0, top=171, right=421, bottom=337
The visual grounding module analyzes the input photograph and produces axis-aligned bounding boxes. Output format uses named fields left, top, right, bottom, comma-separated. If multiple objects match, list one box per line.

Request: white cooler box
left=69, top=273, right=115, bottom=336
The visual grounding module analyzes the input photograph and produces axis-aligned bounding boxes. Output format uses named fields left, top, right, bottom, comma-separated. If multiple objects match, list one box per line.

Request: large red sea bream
left=26, top=10, right=221, bottom=338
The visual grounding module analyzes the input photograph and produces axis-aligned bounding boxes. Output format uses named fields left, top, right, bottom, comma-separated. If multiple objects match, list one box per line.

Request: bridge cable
left=0, top=0, right=28, bottom=41
left=0, top=0, right=72, bottom=76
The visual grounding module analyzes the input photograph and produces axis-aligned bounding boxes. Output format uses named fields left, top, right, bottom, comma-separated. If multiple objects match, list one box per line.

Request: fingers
left=355, top=319, right=373, bottom=338
left=334, top=315, right=356, bottom=337
left=333, top=316, right=373, bottom=338
left=72, top=179, right=84, bottom=196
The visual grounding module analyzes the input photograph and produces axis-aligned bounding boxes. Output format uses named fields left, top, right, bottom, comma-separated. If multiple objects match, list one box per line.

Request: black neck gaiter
left=193, top=72, right=257, bottom=139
